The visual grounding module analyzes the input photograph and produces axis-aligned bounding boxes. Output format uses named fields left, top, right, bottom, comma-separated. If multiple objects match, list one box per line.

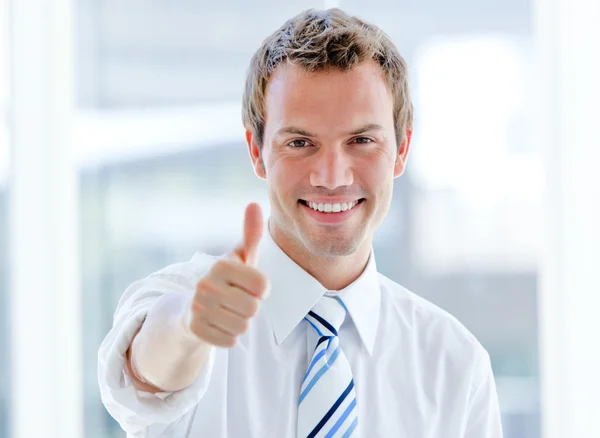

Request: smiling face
left=246, top=60, right=411, bottom=261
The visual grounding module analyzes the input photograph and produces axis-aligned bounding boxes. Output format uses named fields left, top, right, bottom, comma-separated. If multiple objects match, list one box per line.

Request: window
left=341, top=2, right=541, bottom=436
left=0, top=0, right=10, bottom=434
left=5, top=1, right=546, bottom=437
left=411, top=37, right=541, bottom=438
left=77, top=3, right=322, bottom=436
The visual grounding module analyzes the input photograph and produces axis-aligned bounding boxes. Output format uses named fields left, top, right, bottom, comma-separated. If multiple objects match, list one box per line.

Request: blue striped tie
left=297, top=295, right=358, bottom=438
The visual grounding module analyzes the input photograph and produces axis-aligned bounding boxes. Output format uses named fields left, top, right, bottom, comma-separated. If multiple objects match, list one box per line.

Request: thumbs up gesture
left=189, top=203, right=270, bottom=348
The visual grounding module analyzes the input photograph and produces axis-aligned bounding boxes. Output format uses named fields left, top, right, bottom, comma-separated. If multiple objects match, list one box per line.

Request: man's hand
left=188, top=203, right=269, bottom=348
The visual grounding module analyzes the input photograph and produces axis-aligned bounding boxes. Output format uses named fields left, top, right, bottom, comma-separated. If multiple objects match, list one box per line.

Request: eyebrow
left=348, top=123, right=385, bottom=136
left=274, top=123, right=385, bottom=138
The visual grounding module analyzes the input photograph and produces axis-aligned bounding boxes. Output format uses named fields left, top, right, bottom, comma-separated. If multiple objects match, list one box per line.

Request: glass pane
left=78, top=3, right=322, bottom=436
left=82, top=2, right=540, bottom=438
left=0, top=150, right=8, bottom=438
left=344, top=2, right=540, bottom=438
left=81, top=141, right=269, bottom=438
left=0, top=0, right=10, bottom=434
left=76, top=0, right=324, bottom=108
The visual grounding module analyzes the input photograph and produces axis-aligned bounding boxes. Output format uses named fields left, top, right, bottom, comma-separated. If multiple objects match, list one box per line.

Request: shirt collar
left=257, top=221, right=381, bottom=356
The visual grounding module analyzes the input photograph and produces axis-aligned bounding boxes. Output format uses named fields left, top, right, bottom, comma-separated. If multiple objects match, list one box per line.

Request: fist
left=189, top=203, right=269, bottom=348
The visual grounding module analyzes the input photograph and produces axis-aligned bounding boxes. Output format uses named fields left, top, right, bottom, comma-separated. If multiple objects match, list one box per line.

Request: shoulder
left=377, top=273, right=489, bottom=362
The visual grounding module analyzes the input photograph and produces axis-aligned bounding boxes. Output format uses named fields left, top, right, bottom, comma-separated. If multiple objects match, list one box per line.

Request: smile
left=299, top=199, right=365, bottom=213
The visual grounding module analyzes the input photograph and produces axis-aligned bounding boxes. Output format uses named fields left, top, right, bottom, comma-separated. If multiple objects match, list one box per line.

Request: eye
left=353, top=137, right=374, bottom=144
left=287, top=139, right=311, bottom=148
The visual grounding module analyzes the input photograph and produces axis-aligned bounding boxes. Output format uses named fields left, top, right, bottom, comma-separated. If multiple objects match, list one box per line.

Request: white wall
left=535, top=0, right=600, bottom=437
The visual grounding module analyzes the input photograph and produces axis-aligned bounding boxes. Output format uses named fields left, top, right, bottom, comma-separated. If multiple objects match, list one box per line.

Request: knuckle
left=222, top=336, right=237, bottom=348
left=189, top=318, right=206, bottom=340
left=196, top=279, right=224, bottom=304
left=247, top=298, right=260, bottom=316
left=211, top=259, right=231, bottom=276
left=195, top=276, right=211, bottom=293
left=196, top=278, right=221, bottom=299
left=239, top=319, right=250, bottom=334
left=254, top=274, right=269, bottom=295
left=190, top=299, right=204, bottom=316
left=195, top=289, right=220, bottom=309
left=194, top=281, right=209, bottom=298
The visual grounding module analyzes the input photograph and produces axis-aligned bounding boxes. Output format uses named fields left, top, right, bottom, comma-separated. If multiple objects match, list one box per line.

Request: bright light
left=414, top=36, right=541, bottom=205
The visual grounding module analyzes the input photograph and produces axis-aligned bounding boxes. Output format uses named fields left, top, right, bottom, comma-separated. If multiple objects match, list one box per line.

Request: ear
left=393, top=128, right=413, bottom=178
left=246, top=129, right=266, bottom=180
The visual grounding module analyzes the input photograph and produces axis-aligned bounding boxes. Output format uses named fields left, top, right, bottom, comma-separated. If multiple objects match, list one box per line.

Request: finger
left=219, top=284, right=261, bottom=318
left=209, top=259, right=269, bottom=298
left=231, top=203, right=263, bottom=266
left=191, top=321, right=237, bottom=348
left=193, top=277, right=222, bottom=310
left=205, top=307, right=250, bottom=337
left=242, top=203, right=264, bottom=265
left=192, top=283, right=257, bottom=329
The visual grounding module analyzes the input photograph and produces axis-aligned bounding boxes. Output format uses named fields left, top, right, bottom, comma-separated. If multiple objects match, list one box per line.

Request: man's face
left=246, top=61, right=411, bottom=258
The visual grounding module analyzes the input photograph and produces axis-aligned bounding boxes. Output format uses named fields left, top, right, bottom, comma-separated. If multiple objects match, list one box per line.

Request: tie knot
left=305, top=295, right=347, bottom=337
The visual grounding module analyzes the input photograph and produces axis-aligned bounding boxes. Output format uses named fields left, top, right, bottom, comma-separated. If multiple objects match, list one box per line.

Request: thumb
left=231, top=203, right=264, bottom=266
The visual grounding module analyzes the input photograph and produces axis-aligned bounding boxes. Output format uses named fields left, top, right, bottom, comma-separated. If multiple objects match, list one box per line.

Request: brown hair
left=242, top=8, right=413, bottom=149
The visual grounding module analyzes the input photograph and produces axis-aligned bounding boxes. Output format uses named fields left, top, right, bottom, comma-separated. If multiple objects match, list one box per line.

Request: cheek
left=360, top=155, right=396, bottom=189
left=267, top=157, right=305, bottom=193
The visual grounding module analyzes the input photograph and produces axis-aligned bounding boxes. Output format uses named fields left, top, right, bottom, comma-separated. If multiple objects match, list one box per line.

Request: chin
left=302, top=229, right=364, bottom=257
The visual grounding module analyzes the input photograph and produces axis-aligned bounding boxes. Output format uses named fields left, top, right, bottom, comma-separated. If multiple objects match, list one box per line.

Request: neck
left=270, top=221, right=372, bottom=291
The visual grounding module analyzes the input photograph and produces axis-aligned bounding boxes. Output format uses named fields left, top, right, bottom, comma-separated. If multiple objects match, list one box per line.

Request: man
left=98, top=8, right=503, bottom=438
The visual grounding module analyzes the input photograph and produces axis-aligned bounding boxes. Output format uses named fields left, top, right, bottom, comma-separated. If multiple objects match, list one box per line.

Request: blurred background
left=1, top=0, right=599, bottom=438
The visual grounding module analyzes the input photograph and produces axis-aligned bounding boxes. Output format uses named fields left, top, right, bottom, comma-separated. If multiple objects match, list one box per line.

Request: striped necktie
left=297, top=295, right=358, bottom=438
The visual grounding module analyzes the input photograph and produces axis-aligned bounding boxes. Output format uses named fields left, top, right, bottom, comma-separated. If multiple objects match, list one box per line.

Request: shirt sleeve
left=97, top=253, right=217, bottom=437
left=464, top=348, right=504, bottom=438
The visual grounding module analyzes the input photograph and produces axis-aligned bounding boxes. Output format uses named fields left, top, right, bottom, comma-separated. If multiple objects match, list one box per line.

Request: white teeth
left=306, top=200, right=360, bottom=213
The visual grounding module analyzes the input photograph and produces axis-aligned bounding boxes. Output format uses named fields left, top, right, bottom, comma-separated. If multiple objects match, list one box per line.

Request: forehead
left=263, top=61, right=394, bottom=134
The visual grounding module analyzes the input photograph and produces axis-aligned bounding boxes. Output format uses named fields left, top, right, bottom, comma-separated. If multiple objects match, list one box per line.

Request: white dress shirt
left=98, top=225, right=504, bottom=438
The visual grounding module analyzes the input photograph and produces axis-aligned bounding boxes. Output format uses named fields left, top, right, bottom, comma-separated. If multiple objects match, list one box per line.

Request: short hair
left=242, top=8, right=414, bottom=149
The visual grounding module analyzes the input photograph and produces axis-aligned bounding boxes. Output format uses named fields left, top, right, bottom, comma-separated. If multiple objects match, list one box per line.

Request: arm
left=98, top=203, right=266, bottom=434
left=464, top=350, right=504, bottom=438
left=125, top=291, right=213, bottom=393
left=97, top=259, right=218, bottom=435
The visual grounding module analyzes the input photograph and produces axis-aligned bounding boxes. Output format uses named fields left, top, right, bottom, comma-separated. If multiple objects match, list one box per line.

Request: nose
left=309, top=146, right=354, bottom=189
